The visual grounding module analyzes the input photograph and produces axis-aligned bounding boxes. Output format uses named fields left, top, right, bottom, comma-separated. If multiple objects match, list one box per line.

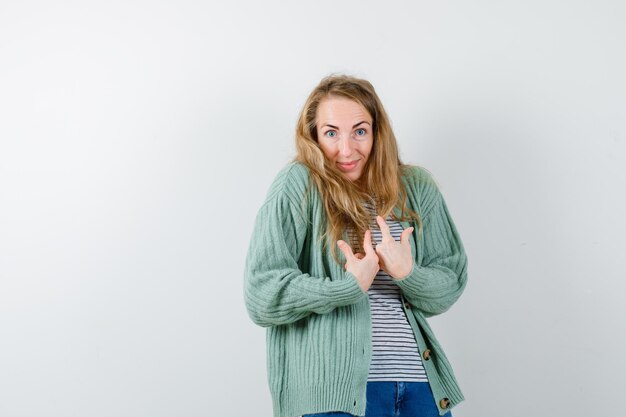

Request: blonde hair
left=294, top=74, right=422, bottom=262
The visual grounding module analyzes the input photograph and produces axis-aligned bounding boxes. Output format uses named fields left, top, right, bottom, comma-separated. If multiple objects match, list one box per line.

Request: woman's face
left=316, top=96, right=374, bottom=181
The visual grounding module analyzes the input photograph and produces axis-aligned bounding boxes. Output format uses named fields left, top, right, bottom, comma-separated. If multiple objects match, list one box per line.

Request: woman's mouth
left=337, top=160, right=359, bottom=171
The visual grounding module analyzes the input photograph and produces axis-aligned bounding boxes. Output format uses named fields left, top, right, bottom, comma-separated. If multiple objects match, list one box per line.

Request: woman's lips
left=337, top=160, right=359, bottom=171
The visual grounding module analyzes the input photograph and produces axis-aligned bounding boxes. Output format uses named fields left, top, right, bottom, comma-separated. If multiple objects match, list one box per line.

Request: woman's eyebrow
left=322, top=121, right=371, bottom=129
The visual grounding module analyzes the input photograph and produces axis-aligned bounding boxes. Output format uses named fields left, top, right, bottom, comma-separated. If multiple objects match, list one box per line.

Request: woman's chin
left=342, top=171, right=362, bottom=182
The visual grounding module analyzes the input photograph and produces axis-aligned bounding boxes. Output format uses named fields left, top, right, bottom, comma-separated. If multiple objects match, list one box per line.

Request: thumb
left=400, top=227, right=414, bottom=245
left=337, top=240, right=356, bottom=261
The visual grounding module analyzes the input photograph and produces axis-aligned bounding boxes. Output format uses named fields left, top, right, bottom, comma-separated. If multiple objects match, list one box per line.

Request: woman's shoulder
left=275, top=161, right=310, bottom=182
left=400, top=164, right=438, bottom=188
left=271, top=161, right=310, bottom=190
left=265, top=161, right=311, bottom=203
left=401, top=164, right=451, bottom=217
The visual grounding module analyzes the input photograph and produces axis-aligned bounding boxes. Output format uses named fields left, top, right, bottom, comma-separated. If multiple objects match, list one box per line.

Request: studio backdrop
left=1, top=1, right=624, bottom=416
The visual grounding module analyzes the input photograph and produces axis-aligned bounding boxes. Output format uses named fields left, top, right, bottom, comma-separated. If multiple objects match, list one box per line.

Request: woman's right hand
left=337, top=230, right=379, bottom=293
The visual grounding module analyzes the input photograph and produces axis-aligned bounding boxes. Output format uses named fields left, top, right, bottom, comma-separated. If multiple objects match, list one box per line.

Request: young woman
left=244, top=75, right=468, bottom=417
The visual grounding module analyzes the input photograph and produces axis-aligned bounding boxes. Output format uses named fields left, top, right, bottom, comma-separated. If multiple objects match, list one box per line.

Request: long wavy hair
left=294, top=74, right=422, bottom=262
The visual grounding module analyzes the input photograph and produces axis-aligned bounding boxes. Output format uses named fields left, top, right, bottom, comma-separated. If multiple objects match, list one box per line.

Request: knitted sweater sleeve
left=244, top=165, right=366, bottom=328
left=395, top=169, right=468, bottom=317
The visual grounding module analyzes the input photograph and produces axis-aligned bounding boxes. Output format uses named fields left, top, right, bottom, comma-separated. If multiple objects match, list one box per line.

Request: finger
left=362, top=230, right=376, bottom=255
left=400, top=227, right=414, bottom=245
left=337, top=240, right=356, bottom=261
left=376, top=215, right=394, bottom=242
left=355, top=253, right=364, bottom=260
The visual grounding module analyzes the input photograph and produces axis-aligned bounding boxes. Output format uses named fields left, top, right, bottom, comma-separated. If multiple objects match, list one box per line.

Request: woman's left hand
left=373, top=215, right=414, bottom=280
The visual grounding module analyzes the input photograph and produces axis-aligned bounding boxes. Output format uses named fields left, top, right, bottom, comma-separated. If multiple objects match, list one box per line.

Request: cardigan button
left=439, top=398, right=451, bottom=409
left=422, top=349, right=431, bottom=361
left=404, top=301, right=411, bottom=309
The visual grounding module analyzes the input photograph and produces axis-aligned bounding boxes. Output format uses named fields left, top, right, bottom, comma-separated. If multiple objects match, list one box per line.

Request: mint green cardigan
left=244, top=162, right=468, bottom=417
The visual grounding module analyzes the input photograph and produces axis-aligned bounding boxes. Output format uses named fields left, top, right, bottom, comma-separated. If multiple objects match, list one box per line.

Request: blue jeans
left=303, top=381, right=451, bottom=417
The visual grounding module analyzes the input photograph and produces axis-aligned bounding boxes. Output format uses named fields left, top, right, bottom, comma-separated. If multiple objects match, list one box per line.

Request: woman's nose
left=339, top=137, right=354, bottom=156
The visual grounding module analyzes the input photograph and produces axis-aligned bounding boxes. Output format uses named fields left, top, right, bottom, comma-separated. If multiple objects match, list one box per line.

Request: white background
left=1, top=1, right=625, bottom=416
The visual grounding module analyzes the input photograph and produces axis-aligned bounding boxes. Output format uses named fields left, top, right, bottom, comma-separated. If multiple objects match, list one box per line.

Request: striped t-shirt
left=348, top=202, right=428, bottom=382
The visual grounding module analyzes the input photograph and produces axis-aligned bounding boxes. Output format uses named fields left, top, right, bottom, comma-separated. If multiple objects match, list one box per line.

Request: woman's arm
left=244, top=168, right=366, bottom=328
left=395, top=172, right=468, bottom=317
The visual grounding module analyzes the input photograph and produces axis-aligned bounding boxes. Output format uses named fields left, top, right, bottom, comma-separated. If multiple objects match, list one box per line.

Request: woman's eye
left=325, top=131, right=337, bottom=138
left=355, top=128, right=366, bottom=136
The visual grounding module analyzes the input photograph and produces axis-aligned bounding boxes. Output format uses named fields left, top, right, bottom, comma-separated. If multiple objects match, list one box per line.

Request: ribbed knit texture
left=244, top=162, right=468, bottom=417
